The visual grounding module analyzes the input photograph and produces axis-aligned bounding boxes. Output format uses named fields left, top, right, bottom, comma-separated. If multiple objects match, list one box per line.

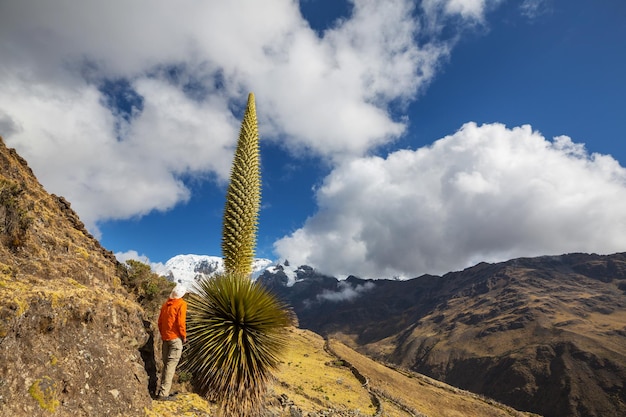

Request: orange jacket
left=158, top=297, right=187, bottom=341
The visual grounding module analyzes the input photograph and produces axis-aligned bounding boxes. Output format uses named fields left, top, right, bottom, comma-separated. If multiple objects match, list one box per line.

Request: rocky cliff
left=0, top=137, right=152, bottom=416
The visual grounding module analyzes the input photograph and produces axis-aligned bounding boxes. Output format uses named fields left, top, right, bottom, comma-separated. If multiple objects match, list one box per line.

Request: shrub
left=120, top=259, right=174, bottom=317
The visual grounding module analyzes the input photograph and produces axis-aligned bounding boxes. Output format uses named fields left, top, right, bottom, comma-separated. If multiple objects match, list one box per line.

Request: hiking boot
left=157, top=395, right=176, bottom=401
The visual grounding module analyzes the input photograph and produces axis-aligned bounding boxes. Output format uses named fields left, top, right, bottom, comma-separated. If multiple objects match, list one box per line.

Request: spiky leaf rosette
left=183, top=273, right=292, bottom=417
left=221, top=93, right=261, bottom=276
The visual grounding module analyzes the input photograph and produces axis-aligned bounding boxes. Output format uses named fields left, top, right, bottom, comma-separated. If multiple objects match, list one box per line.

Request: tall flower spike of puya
left=221, top=92, right=261, bottom=277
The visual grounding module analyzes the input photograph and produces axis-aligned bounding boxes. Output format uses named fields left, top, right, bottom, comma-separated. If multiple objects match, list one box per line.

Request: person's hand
left=183, top=338, right=187, bottom=344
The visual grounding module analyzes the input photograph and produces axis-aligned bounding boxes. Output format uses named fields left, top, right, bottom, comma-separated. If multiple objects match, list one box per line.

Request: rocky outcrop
left=0, top=137, right=152, bottom=416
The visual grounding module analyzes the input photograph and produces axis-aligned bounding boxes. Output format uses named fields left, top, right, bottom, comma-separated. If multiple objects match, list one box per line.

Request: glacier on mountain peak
left=153, top=254, right=274, bottom=290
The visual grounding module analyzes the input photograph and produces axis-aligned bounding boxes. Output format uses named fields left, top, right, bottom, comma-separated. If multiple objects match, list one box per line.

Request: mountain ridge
left=153, top=253, right=273, bottom=287
left=259, top=252, right=626, bottom=417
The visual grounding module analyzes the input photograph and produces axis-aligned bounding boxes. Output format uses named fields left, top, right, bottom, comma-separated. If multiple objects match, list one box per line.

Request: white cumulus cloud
left=0, top=0, right=483, bottom=233
left=274, top=122, right=626, bottom=278
left=114, top=250, right=150, bottom=265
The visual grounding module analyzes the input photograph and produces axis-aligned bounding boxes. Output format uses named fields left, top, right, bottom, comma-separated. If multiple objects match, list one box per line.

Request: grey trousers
left=158, top=338, right=183, bottom=397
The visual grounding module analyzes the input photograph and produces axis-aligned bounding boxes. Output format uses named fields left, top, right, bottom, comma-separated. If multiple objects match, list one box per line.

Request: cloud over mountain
left=316, top=280, right=376, bottom=303
left=274, top=122, right=626, bottom=278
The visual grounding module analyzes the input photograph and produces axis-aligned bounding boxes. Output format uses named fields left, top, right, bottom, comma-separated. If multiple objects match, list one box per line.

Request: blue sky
left=1, top=0, right=625, bottom=278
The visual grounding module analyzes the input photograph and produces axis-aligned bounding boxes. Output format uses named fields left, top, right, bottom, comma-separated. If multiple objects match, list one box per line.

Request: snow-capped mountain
left=262, top=261, right=314, bottom=287
left=154, top=254, right=274, bottom=289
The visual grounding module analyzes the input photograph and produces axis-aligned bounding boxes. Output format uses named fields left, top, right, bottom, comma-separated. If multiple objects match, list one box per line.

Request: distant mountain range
left=154, top=254, right=327, bottom=289
left=258, top=252, right=626, bottom=417
left=156, top=251, right=626, bottom=417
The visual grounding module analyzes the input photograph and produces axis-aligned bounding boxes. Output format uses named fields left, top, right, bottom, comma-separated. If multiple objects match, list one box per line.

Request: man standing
left=156, top=284, right=187, bottom=400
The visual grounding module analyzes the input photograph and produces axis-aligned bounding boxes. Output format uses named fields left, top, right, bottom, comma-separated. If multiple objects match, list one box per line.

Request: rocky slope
left=259, top=254, right=626, bottom=417
left=0, top=137, right=152, bottom=416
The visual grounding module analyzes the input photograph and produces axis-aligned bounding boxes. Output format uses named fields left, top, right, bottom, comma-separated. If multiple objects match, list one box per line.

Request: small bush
left=119, top=259, right=174, bottom=317
left=75, top=246, right=90, bottom=260
left=142, top=277, right=160, bottom=299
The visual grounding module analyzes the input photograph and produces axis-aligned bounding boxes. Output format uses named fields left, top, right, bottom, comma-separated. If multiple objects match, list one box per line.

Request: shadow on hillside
left=139, top=320, right=158, bottom=397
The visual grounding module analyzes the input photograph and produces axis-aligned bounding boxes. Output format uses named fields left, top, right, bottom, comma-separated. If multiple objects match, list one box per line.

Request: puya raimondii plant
left=183, top=93, right=293, bottom=417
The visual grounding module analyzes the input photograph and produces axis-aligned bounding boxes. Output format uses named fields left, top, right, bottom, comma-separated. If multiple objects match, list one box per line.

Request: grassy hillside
left=328, top=337, right=540, bottom=417
left=148, top=328, right=373, bottom=416
left=148, top=328, right=537, bottom=416
left=265, top=256, right=626, bottom=417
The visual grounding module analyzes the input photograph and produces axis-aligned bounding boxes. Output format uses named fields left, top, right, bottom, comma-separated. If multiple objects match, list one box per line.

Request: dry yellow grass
left=274, top=328, right=375, bottom=414
left=327, top=338, right=540, bottom=417
left=147, top=327, right=540, bottom=417
left=145, top=393, right=215, bottom=417
left=378, top=396, right=413, bottom=417
left=147, top=327, right=376, bottom=416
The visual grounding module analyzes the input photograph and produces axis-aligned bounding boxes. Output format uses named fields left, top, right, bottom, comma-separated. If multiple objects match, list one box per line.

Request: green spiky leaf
left=183, top=273, right=292, bottom=417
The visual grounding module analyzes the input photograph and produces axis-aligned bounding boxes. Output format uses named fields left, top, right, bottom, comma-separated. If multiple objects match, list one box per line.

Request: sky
left=1, top=0, right=625, bottom=279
